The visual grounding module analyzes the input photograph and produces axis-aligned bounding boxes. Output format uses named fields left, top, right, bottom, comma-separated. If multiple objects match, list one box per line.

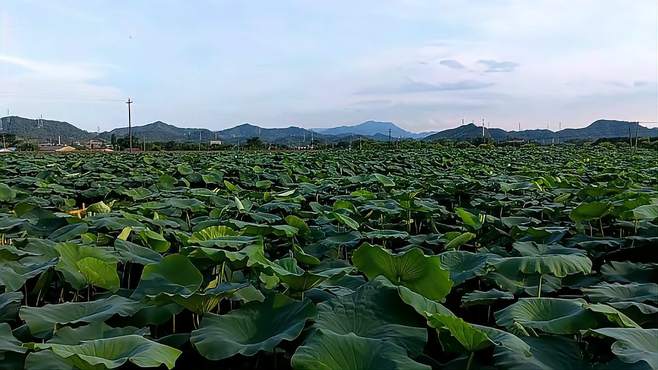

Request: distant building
left=209, top=140, right=223, bottom=146
left=87, top=138, right=108, bottom=150
left=39, top=143, right=65, bottom=152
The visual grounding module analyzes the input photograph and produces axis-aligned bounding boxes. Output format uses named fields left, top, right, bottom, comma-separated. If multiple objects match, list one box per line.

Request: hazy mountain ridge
left=314, top=120, right=427, bottom=139
left=1, top=116, right=656, bottom=145
left=424, top=120, right=658, bottom=142
left=0, top=116, right=92, bottom=142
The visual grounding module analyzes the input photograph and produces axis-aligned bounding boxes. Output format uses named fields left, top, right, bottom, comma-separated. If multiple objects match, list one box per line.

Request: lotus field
left=0, top=145, right=657, bottom=370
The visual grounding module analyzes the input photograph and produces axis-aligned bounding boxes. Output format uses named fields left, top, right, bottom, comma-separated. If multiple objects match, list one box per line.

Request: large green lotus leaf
left=494, top=335, right=590, bottom=370
left=570, top=201, right=610, bottom=222
left=397, top=285, right=453, bottom=319
left=608, top=302, right=658, bottom=327
left=372, top=173, right=395, bottom=187
left=54, top=243, right=118, bottom=290
left=48, top=322, right=149, bottom=345
left=0, top=292, right=23, bottom=321
left=30, top=334, right=181, bottom=370
left=86, top=201, right=112, bottom=214
left=138, top=229, right=170, bottom=253
left=586, top=303, right=640, bottom=328
left=267, top=257, right=351, bottom=292
left=583, top=283, right=658, bottom=304
left=313, top=278, right=427, bottom=354
left=191, top=294, right=316, bottom=361
left=439, top=250, right=493, bottom=285
left=444, top=232, right=476, bottom=250
left=490, top=244, right=592, bottom=278
left=176, top=163, right=194, bottom=175
left=0, top=184, right=16, bottom=202
left=332, top=212, right=360, bottom=230
left=292, top=245, right=321, bottom=266
left=76, top=257, right=120, bottom=292
left=353, top=243, right=452, bottom=301
left=455, top=208, right=483, bottom=231
left=472, top=324, right=531, bottom=356
left=486, top=269, right=562, bottom=296
left=166, top=282, right=250, bottom=314
left=285, top=215, right=310, bottom=235
left=48, top=223, right=89, bottom=242
left=131, top=254, right=203, bottom=299
left=461, top=289, right=515, bottom=307
left=186, top=241, right=270, bottom=270
left=113, top=239, right=162, bottom=265
left=291, top=330, right=430, bottom=370
left=0, top=323, right=25, bottom=353
left=20, top=295, right=144, bottom=337
left=589, top=328, right=658, bottom=369
left=188, top=226, right=256, bottom=248
left=427, top=313, right=490, bottom=352
left=122, top=303, right=183, bottom=328
left=495, top=298, right=598, bottom=335
left=632, top=204, right=658, bottom=221
left=364, top=230, right=410, bottom=240
left=601, top=261, right=658, bottom=284
left=0, top=260, right=55, bottom=292
left=25, top=350, right=75, bottom=370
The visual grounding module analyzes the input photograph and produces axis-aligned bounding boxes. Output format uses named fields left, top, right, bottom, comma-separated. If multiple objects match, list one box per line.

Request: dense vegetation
left=0, top=145, right=656, bottom=370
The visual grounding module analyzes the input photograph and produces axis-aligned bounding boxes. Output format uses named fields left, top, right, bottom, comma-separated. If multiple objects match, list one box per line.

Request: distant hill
left=424, top=120, right=658, bottom=142
left=0, top=116, right=92, bottom=142
left=424, top=123, right=508, bottom=141
left=315, top=120, right=425, bottom=139
left=99, top=121, right=215, bottom=142
left=3, top=116, right=656, bottom=146
left=217, top=124, right=320, bottom=145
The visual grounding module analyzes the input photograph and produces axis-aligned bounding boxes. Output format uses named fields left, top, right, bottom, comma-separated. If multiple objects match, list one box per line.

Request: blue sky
left=1, top=0, right=656, bottom=131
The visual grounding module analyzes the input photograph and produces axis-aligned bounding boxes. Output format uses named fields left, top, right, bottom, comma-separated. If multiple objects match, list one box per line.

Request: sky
left=0, top=0, right=656, bottom=132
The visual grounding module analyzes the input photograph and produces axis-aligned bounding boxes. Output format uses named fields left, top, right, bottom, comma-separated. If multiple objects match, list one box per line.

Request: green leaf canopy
left=20, top=295, right=144, bottom=337
left=589, top=328, right=658, bottom=369
left=291, top=330, right=430, bottom=370
left=313, top=278, right=427, bottom=354
left=353, top=243, right=452, bottom=301
left=191, top=294, right=316, bottom=361
left=30, top=335, right=181, bottom=370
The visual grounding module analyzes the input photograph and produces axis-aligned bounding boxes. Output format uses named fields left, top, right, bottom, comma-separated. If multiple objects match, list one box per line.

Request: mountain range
left=424, top=120, right=658, bottom=142
left=1, top=116, right=656, bottom=145
left=313, top=120, right=433, bottom=139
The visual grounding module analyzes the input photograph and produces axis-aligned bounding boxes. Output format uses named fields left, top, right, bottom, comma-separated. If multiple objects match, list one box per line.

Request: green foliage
left=0, top=146, right=655, bottom=369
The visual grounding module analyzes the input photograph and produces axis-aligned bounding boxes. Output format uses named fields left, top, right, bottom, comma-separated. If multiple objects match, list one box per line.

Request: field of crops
left=0, top=145, right=656, bottom=370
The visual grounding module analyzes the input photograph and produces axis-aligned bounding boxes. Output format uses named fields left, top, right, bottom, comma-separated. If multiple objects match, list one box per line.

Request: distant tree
left=245, top=137, right=264, bottom=149
left=110, top=134, right=117, bottom=149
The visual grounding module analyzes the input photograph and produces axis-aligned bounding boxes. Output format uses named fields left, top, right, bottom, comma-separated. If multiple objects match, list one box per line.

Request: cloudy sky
left=1, top=0, right=656, bottom=132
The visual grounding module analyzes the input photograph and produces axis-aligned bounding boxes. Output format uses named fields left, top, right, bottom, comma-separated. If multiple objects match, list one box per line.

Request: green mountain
left=99, top=121, right=215, bottom=142
left=217, top=123, right=320, bottom=145
left=424, top=120, right=658, bottom=142
left=424, top=123, right=509, bottom=141
left=315, top=120, right=426, bottom=139
left=0, top=116, right=92, bottom=142
left=3, top=116, right=655, bottom=146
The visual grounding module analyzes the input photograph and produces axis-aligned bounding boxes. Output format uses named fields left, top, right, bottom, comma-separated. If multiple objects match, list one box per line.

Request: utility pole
left=126, top=98, right=133, bottom=153
left=388, top=128, right=392, bottom=145
left=198, top=131, right=202, bottom=151
left=482, top=118, right=485, bottom=138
